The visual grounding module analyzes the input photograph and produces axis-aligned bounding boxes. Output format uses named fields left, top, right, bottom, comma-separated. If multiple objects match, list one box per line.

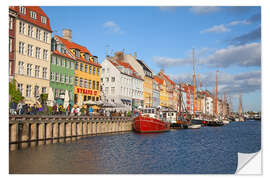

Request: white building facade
left=101, top=57, right=144, bottom=112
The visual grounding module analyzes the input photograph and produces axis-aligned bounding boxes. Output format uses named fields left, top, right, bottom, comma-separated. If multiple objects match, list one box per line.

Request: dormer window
left=20, top=6, right=26, bottom=15
left=93, top=56, right=98, bottom=64
left=84, top=53, right=89, bottom=60
left=75, top=49, right=80, bottom=58
left=30, top=11, right=37, bottom=19
left=41, top=16, right=47, bottom=24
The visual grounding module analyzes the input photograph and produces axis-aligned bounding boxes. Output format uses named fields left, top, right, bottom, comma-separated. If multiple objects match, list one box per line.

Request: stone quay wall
left=9, top=115, right=133, bottom=147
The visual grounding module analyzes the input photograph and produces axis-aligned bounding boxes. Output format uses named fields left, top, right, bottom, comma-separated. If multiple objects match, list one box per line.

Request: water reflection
left=9, top=121, right=261, bottom=174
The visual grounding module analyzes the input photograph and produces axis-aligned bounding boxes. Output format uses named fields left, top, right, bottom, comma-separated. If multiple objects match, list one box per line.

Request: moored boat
left=133, top=108, right=170, bottom=133
left=188, top=124, right=201, bottom=129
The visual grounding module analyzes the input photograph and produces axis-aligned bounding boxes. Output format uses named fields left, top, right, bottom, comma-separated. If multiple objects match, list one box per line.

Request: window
left=43, top=49, right=48, bottom=60
left=30, top=11, right=37, bottom=19
left=75, top=62, right=78, bottom=70
left=50, top=56, right=55, bottom=64
left=36, top=28, right=41, bottom=40
left=88, top=80, right=91, bottom=89
left=111, top=77, right=115, bottom=82
left=96, top=97, right=99, bottom=102
left=9, top=17, right=13, bottom=30
left=26, top=85, right=31, bottom=97
left=19, top=42, right=24, bottom=54
left=85, top=65, right=88, bottom=73
left=35, top=47, right=41, bottom=59
left=102, top=68, right=105, bottom=74
left=27, top=44, right=33, bottom=56
left=42, top=87, right=46, bottom=94
left=41, top=16, right=47, bottom=24
left=61, top=74, right=65, bottom=83
left=89, top=66, right=92, bottom=74
left=69, top=77, right=73, bottom=84
left=19, top=21, right=25, bottom=34
left=75, top=77, right=78, bottom=86
left=42, top=67, right=47, bottom=79
left=55, top=89, right=59, bottom=98
left=18, top=61, right=24, bottom=75
left=27, top=64, right=32, bottom=76
left=43, top=31, right=48, bottom=43
left=75, top=50, right=80, bottom=58
left=96, top=82, right=99, bottom=90
left=17, top=83, right=23, bottom=94
left=80, top=78, right=83, bottom=87
left=84, top=79, right=87, bottom=88
left=80, top=63, right=83, bottom=71
left=97, top=68, right=100, bottom=76
left=106, top=77, right=109, bottom=82
left=27, top=25, right=33, bottom=37
left=55, top=73, right=59, bottom=82
left=93, top=80, right=95, bottom=90
left=34, top=65, right=40, bottom=78
left=9, top=38, right=13, bottom=53
left=92, top=96, right=95, bottom=102
left=84, top=53, right=89, bottom=60
left=105, top=87, right=109, bottom=95
left=65, top=75, right=69, bottom=84
left=34, top=86, right=39, bottom=97
left=20, top=6, right=26, bottom=15
left=65, top=59, right=69, bottom=68
left=60, top=58, right=64, bottom=67
left=70, top=61, right=73, bottom=69
left=93, top=67, right=96, bottom=75
left=56, top=57, right=59, bottom=66
left=50, top=72, right=55, bottom=81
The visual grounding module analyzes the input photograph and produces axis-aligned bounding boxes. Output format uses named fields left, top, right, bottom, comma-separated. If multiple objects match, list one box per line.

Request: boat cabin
left=162, top=110, right=177, bottom=123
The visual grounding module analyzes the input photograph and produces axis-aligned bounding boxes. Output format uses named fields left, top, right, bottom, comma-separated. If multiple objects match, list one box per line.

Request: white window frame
left=27, top=44, right=33, bottom=57
left=42, top=67, right=47, bottom=79
left=30, top=11, right=37, bottom=19
left=26, top=85, right=32, bottom=97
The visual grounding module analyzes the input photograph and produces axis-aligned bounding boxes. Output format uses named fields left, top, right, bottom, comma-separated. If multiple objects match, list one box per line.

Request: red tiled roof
left=109, top=59, right=143, bottom=80
left=12, top=6, right=52, bottom=32
left=56, top=36, right=101, bottom=67
left=154, top=76, right=164, bottom=85
left=52, top=50, right=75, bottom=61
left=159, top=71, right=176, bottom=86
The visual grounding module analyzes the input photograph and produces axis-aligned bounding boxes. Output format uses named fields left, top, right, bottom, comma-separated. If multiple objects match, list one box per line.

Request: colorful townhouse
left=12, top=6, right=52, bottom=105
left=50, top=36, right=77, bottom=105
left=56, top=29, right=101, bottom=107
left=154, top=76, right=168, bottom=108
left=152, top=78, right=160, bottom=108
left=136, top=59, right=154, bottom=108
left=101, top=54, right=144, bottom=111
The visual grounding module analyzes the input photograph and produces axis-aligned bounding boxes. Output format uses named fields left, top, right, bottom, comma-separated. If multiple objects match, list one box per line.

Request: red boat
left=133, top=108, right=170, bottom=133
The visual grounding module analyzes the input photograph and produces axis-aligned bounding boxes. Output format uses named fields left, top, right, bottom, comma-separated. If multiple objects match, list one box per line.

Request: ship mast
left=215, top=70, right=219, bottom=116
left=238, top=94, right=243, bottom=115
left=192, top=48, right=196, bottom=116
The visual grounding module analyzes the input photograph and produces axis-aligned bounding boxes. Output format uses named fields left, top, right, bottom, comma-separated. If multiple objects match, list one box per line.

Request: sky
left=42, top=6, right=261, bottom=112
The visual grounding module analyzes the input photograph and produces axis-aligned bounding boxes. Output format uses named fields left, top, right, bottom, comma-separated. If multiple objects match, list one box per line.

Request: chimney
left=134, top=52, right=137, bottom=59
left=114, top=51, right=124, bottom=61
left=161, top=69, right=164, bottom=73
left=62, top=29, right=72, bottom=42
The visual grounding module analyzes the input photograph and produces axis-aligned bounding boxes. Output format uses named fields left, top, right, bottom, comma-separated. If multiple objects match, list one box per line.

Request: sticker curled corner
left=236, top=150, right=262, bottom=175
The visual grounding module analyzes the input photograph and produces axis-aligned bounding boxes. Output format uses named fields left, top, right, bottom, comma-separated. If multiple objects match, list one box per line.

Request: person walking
left=76, top=106, right=80, bottom=116
left=89, top=106, right=93, bottom=118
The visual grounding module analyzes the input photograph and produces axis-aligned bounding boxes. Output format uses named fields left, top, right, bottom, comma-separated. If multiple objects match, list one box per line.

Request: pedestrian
left=17, top=101, right=23, bottom=115
left=89, top=106, right=93, bottom=118
left=76, top=106, right=80, bottom=116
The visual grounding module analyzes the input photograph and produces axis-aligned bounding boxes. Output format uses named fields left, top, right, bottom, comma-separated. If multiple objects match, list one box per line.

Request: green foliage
left=40, top=93, right=48, bottom=104
left=9, top=80, right=24, bottom=104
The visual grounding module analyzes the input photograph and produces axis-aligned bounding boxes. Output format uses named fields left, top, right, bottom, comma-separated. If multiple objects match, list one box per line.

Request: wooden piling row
left=9, top=116, right=133, bottom=149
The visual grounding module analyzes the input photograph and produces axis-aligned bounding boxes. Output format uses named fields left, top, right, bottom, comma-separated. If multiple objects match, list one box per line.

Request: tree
left=9, top=80, right=24, bottom=104
left=39, top=93, right=48, bottom=105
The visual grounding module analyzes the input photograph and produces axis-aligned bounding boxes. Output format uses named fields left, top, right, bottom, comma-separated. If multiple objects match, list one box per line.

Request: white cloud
left=152, top=43, right=261, bottom=69
left=189, top=6, right=221, bottom=14
left=203, top=43, right=261, bottom=68
left=169, top=70, right=261, bottom=95
left=200, top=24, right=231, bottom=34
left=103, top=21, right=123, bottom=34
left=228, top=20, right=250, bottom=26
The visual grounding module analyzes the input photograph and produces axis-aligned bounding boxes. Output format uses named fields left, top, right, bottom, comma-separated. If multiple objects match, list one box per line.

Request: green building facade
left=50, top=37, right=76, bottom=106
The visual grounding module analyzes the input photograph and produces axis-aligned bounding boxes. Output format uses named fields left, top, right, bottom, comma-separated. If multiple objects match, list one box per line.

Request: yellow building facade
left=13, top=6, right=52, bottom=105
left=143, top=76, right=153, bottom=108
left=155, top=76, right=169, bottom=108
left=57, top=32, right=101, bottom=108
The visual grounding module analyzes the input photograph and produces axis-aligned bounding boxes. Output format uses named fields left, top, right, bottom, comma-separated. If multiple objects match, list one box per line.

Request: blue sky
left=42, top=6, right=261, bottom=112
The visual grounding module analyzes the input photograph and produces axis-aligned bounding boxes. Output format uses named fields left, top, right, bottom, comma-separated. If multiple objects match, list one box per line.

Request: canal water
left=9, top=120, right=261, bottom=174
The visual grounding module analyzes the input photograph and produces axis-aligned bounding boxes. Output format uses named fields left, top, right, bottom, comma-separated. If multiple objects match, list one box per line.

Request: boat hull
left=133, top=116, right=170, bottom=133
